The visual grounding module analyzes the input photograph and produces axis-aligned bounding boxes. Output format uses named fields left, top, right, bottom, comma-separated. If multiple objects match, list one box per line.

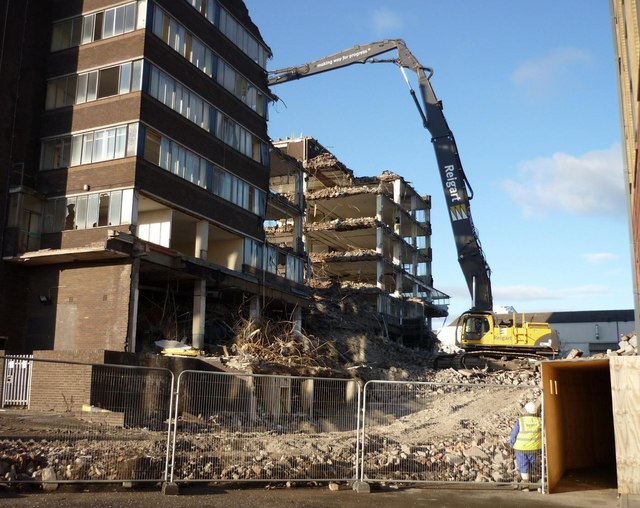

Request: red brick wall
left=26, top=262, right=132, bottom=351
left=29, top=350, right=106, bottom=411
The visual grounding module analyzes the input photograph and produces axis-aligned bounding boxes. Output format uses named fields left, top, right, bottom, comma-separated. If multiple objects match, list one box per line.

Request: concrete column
left=292, top=306, right=302, bottom=334
left=192, top=220, right=209, bottom=350
left=249, top=295, right=261, bottom=321
left=376, top=227, right=384, bottom=290
left=126, top=258, right=140, bottom=353
left=293, top=215, right=304, bottom=254
left=192, top=279, right=206, bottom=350
left=194, top=220, right=209, bottom=260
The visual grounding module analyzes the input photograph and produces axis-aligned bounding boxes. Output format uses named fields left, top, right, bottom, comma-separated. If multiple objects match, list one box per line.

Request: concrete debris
left=309, top=249, right=379, bottom=262
left=612, top=333, right=638, bottom=356
left=307, top=184, right=380, bottom=200
left=305, top=217, right=379, bottom=232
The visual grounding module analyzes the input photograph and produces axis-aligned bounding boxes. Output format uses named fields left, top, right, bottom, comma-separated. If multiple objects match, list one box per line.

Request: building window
left=41, top=123, right=138, bottom=170
left=151, top=7, right=268, bottom=118
left=141, top=126, right=266, bottom=217
left=46, top=60, right=143, bottom=110
left=43, top=189, right=134, bottom=232
left=50, top=1, right=141, bottom=52
left=186, top=0, right=268, bottom=68
left=146, top=64, right=269, bottom=165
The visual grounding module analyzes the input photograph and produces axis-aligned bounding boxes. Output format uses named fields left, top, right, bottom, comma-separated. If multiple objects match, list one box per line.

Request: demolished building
left=271, top=137, right=449, bottom=348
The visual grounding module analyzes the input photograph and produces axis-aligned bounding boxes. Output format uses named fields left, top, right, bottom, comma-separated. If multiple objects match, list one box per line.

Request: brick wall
left=29, top=350, right=106, bottom=411
left=57, top=262, right=132, bottom=351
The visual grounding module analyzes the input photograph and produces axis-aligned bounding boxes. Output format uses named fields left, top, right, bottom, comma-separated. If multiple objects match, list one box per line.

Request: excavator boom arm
left=269, top=39, right=492, bottom=312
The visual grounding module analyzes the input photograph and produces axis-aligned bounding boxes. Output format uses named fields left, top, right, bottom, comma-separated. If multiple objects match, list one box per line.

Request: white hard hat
left=524, top=402, right=536, bottom=414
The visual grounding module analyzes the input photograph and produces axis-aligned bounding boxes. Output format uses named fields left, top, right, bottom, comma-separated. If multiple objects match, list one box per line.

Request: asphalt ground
left=0, top=481, right=625, bottom=508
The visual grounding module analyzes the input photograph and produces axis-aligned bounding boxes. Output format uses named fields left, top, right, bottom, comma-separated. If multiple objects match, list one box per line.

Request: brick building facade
left=0, top=0, right=308, bottom=353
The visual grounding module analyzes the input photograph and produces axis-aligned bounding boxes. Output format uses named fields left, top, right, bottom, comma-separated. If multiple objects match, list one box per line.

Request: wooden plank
left=610, top=356, right=640, bottom=495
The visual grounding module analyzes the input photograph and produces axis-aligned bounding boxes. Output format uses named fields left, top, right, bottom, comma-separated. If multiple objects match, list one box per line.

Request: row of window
left=244, top=239, right=305, bottom=284
left=51, top=1, right=142, bottom=52
left=148, top=64, right=269, bottom=165
left=46, top=60, right=143, bottom=110
left=185, top=0, right=269, bottom=68
left=142, top=126, right=265, bottom=216
left=152, top=6, right=268, bottom=118
left=43, top=189, right=134, bottom=233
left=41, top=123, right=138, bottom=170
left=39, top=121, right=265, bottom=218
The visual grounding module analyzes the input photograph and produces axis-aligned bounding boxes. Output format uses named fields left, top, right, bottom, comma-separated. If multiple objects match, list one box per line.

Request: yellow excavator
left=269, top=39, right=560, bottom=359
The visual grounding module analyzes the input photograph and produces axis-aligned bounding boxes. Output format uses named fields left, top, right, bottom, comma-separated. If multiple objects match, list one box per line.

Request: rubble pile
left=305, top=217, right=379, bottom=232
left=229, top=317, right=344, bottom=376
left=0, top=368, right=539, bottom=486
left=612, top=333, right=638, bottom=356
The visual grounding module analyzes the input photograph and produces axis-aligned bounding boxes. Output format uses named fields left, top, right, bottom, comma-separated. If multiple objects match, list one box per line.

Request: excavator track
left=430, top=350, right=549, bottom=371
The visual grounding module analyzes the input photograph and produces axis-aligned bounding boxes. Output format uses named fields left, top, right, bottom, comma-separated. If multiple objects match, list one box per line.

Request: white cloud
left=371, top=7, right=404, bottom=34
left=582, top=252, right=619, bottom=264
left=502, top=144, right=625, bottom=217
left=511, top=47, right=591, bottom=99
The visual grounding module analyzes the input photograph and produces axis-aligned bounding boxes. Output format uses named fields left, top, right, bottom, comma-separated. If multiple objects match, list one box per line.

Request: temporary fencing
left=0, top=357, right=174, bottom=484
left=169, top=371, right=361, bottom=483
left=0, top=356, right=544, bottom=493
left=360, top=380, right=544, bottom=491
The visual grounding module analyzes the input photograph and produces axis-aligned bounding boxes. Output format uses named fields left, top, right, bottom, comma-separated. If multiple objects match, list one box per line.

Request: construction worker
left=510, top=401, right=541, bottom=486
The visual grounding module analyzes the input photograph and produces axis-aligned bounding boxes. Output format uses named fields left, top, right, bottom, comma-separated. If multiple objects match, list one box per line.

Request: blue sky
left=244, top=0, right=633, bottom=325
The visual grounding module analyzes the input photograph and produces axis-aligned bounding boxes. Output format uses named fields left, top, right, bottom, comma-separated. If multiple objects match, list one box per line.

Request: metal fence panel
left=360, top=380, right=544, bottom=490
left=170, top=371, right=361, bottom=483
left=2, top=355, right=33, bottom=407
left=0, top=357, right=174, bottom=484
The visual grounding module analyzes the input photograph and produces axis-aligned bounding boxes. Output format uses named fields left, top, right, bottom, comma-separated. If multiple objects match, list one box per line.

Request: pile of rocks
left=612, top=333, right=638, bottom=356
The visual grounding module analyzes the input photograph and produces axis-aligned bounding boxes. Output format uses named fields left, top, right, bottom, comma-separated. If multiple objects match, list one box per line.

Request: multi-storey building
left=611, top=0, right=640, bottom=333
left=271, top=137, right=449, bottom=347
left=0, top=0, right=308, bottom=353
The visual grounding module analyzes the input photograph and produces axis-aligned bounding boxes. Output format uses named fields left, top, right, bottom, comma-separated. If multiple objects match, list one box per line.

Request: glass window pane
left=45, top=82, right=57, bottom=110
left=109, top=190, right=122, bottom=226
left=76, top=73, right=88, bottom=103
left=115, top=126, right=127, bottom=158
left=71, top=18, right=82, bottom=46
left=93, top=130, right=106, bottom=162
left=131, top=59, right=142, bottom=91
left=87, top=193, right=99, bottom=228
left=144, top=129, right=161, bottom=164
left=98, top=193, right=110, bottom=226
left=65, top=75, right=77, bottom=105
left=97, top=66, right=120, bottom=98
left=70, top=135, right=82, bottom=166
left=64, top=198, right=77, bottom=230
left=120, top=189, right=133, bottom=224
left=124, top=3, right=136, bottom=32
left=82, top=15, right=94, bottom=44
left=126, top=123, right=138, bottom=157
left=94, top=12, right=104, bottom=40
left=51, top=21, right=70, bottom=51
left=103, top=8, right=115, bottom=38
left=105, top=128, right=116, bottom=159
left=82, top=133, right=94, bottom=164
left=53, top=199, right=67, bottom=231
left=87, top=71, right=98, bottom=101
left=119, top=62, right=132, bottom=94
left=75, top=195, right=88, bottom=230
left=114, top=6, right=125, bottom=35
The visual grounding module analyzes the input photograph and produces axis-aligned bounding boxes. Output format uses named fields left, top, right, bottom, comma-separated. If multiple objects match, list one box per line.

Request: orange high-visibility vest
left=513, top=416, right=541, bottom=451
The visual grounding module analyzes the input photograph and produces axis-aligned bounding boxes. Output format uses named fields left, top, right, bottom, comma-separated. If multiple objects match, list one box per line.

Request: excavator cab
left=460, top=312, right=493, bottom=344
